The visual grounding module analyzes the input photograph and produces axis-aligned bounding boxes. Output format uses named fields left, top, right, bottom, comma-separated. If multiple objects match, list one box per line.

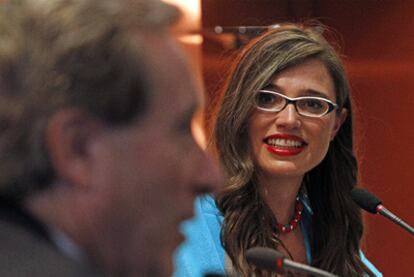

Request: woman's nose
left=274, top=103, right=301, bottom=129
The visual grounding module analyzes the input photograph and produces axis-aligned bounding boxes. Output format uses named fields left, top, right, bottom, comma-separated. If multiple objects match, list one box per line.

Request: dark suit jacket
left=0, top=198, right=101, bottom=277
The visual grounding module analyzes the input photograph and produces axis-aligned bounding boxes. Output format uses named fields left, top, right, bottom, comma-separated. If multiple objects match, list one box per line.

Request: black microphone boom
left=351, top=188, right=414, bottom=236
left=246, top=247, right=338, bottom=277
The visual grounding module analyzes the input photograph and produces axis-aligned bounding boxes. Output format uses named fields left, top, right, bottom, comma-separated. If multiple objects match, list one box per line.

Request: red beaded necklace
left=276, top=197, right=304, bottom=234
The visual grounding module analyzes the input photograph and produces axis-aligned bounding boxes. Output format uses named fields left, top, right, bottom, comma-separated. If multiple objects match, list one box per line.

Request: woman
left=174, top=23, right=382, bottom=277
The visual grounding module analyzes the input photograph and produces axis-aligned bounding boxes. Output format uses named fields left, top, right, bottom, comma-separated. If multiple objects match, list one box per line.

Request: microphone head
left=350, top=188, right=382, bottom=214
left=245, top=247, right=284, bottom=271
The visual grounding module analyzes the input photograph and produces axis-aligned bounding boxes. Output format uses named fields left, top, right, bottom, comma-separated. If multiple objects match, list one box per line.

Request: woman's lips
left=263, top=134, right=307, bottom=156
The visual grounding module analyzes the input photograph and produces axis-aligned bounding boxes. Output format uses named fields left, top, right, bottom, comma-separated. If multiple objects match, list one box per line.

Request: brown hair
left=211, top=23, right=374, bottom=276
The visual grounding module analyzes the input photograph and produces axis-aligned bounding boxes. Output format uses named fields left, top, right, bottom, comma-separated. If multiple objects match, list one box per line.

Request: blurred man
left=0, top=0, right=220, bottom=276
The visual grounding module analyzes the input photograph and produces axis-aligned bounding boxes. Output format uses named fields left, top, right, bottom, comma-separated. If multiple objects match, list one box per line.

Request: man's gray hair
left=0, top=0, right=179, bottom=199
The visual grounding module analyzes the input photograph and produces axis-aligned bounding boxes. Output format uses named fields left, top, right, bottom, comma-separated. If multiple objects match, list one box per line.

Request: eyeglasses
left=254, top=90, right=338, bottom=118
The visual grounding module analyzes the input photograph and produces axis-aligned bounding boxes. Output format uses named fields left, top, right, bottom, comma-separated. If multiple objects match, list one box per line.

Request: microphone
left=351, top=188, right=414, bottom=236
left=245, top=247, right=338, bottom=277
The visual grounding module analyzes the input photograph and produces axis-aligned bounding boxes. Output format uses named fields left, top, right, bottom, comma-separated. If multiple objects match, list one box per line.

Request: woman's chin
left=259, top=161, right=307, bottom=178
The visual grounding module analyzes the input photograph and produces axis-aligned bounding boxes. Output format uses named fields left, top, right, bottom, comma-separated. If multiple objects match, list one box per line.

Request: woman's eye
left=300, top=99, right=325, bottom=111
left=258, top=93, right=276, bottom=105
left=306, top=99, right=322, bottom=107
left=255, top=92, right=284, bottom=109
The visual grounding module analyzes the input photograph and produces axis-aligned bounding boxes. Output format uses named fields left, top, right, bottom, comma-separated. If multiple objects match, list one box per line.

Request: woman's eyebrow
left=262, top=83, right=330, bottom=99
left=261, top=83, right=278, bottom=91
left=302, top=89, right=330, bottom=98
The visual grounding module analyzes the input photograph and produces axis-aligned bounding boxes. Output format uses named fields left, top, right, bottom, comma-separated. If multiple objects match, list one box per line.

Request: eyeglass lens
left=255, top=91, right=331, bottom=116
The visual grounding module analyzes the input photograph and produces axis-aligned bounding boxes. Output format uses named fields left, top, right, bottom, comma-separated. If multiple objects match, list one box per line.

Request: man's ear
left=45, top=108, right=103, bottom=189
left=330, top=108, right=348, bottom=141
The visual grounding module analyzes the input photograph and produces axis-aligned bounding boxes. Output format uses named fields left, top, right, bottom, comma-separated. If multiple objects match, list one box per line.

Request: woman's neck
left=258, top=174, right=303, bottom=225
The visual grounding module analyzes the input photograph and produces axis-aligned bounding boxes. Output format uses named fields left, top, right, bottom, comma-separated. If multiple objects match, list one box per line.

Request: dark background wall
left=201, top=1, right=414, bottom=276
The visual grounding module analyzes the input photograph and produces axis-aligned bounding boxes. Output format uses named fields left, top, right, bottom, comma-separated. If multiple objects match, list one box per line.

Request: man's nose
left=193, top=152, right=223, bottom=195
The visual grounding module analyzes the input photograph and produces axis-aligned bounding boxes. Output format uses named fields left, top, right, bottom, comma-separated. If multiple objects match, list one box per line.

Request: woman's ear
left=45, top=108, right=103, bottom=189
left=330, top=108, right=348, bottom=141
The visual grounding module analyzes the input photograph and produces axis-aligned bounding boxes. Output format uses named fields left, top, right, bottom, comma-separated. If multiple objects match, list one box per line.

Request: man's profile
left=0, top=0, right=220, bottom=276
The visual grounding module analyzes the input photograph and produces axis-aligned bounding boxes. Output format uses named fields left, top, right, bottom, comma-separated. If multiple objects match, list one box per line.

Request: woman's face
left=247, top=58, right=346, bottom=179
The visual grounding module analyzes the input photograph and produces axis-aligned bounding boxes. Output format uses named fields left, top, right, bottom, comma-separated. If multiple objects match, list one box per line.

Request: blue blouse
left=174, top=195, right=382, bottom=277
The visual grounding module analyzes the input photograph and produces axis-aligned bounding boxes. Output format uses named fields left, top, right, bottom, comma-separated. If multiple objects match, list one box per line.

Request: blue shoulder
left=360, top=251, right=383, bottom=277
left=173, top=195, right=225, bottom=277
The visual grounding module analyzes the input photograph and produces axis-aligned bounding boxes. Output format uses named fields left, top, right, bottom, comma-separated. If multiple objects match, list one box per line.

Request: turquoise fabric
left=174, top=195, right=382, bottom=277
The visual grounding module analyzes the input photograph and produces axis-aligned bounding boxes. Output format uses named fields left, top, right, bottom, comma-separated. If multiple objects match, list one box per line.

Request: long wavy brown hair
left=210, top=23, right=375, bottom=276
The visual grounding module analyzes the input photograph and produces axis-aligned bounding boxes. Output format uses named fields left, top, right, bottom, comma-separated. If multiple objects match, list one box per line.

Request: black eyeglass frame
left=254, top=89, right=339, bottom=118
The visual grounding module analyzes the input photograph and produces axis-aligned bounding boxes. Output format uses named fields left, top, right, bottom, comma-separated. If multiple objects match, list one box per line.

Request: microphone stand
left=377, top=205, right=414, bottom=236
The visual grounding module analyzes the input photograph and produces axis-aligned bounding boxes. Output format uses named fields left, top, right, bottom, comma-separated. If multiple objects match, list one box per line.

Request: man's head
left=0, top=0, right=220, bottom=275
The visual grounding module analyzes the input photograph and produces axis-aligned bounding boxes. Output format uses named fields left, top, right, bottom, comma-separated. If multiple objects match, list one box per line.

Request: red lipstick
left=263, top=134, right=307, bottom=157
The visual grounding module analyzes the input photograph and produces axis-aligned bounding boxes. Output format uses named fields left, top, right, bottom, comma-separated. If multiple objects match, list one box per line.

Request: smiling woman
left=174, top=23, right=382, bottom=277
left=248, top=59, right=346, bottom=179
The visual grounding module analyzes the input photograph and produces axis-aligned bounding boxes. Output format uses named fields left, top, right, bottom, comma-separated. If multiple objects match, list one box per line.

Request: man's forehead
left=139, top=32, right=186, bottom=67
left=138, top=32, right=199, bottom=115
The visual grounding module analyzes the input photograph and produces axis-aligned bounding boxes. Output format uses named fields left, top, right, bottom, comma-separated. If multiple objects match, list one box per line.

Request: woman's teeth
left=267, top=138, right=304, bottom=148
